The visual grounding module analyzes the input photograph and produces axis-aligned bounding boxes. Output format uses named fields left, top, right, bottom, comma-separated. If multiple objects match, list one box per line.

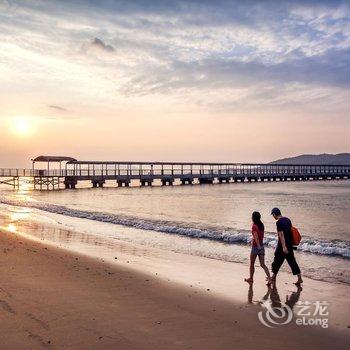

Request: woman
left=244, top=211, right=272, bottom=284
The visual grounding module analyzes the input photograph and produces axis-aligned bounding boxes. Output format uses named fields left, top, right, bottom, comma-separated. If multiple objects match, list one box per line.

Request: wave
left=1, top=197, right=350, bottom=259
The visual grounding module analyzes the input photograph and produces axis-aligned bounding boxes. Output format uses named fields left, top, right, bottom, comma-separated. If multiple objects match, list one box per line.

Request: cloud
left=90, top=37, right=115, bottom=53
left=48, top=105, right=68, bottom=112
left=0, top=0, right=349, bottom=114
left=120, top=47, right=350, bottom=95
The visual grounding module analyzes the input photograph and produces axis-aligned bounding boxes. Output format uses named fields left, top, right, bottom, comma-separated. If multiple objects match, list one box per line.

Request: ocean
left=0, top=180, right=349, bottom=284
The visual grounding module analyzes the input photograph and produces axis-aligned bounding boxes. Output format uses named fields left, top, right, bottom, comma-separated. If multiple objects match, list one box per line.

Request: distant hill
left=270, top=153, right=350, bottom=165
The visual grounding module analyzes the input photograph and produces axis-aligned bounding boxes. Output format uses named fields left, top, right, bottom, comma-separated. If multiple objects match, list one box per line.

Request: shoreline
left=1, top=202, right=349, bottom=286
left=1, top=226, right=349, bottom=349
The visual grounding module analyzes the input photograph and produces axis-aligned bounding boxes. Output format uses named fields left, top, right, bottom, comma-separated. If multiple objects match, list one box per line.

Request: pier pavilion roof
left=32, top=156, right=77, bottom=162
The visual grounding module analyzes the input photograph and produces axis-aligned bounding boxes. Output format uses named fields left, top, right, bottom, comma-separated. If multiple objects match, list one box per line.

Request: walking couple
left=245, top=208, right=303, bottom=286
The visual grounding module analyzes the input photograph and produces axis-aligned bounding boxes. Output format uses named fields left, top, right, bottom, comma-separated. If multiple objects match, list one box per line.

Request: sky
left=0, top=0, right=349, bottom=167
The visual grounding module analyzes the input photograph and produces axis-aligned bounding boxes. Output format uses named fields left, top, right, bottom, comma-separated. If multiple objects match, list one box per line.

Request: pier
left=0, top=156, right=349, bottom=190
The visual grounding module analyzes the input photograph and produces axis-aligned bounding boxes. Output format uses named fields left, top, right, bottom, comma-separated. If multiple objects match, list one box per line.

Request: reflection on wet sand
left=0, top=208, right=159, bottom=262
left=0, top=208, right=31, bottom=233
left=6, top=223, right=17, bottom=233
left=247, top=282, right=302, bottom=312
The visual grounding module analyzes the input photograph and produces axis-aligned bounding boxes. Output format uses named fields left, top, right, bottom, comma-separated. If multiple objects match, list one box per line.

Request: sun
left=10, top=117, right=34, bottom=136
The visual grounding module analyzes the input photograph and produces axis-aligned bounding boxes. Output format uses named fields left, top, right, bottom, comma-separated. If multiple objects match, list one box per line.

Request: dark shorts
left=251, top=246, right=265, bottom=256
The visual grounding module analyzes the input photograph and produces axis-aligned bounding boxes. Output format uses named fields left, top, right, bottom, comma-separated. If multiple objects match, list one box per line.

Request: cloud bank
left=0, top=0, right=349, bottom=114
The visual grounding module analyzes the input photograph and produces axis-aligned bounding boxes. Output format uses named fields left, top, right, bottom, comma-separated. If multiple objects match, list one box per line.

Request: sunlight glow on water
left=6, top=223, right=17, bottom=232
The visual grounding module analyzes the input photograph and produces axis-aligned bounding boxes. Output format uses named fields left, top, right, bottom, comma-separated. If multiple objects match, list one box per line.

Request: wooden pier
left=0, top=156, right=349, bottom=190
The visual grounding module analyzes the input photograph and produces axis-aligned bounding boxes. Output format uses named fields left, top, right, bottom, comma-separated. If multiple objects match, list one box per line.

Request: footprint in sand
left=0, top=299, right=16, bottom=314
left=0, top=287, right=13, bottom=298
left=25, top=312, right=50, bottom=330
left=25, top=330, right=50, bottom=349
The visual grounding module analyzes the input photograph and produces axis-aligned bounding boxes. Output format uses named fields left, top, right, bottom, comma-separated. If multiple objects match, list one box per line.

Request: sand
left=0, top=228, right=349, bottom=350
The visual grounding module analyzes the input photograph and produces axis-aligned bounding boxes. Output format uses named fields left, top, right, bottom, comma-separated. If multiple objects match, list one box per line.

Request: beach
left=1, top=181, right=350, bottom=349
left=1, top=224, right=349, bottom=350
left=2, top=0, right=350, bottom=348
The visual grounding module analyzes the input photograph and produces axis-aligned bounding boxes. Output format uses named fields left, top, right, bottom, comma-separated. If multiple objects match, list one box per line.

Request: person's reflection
left=269, top=284, right=282, bottom=308
left=247, top=282, right=302, bottom=310
left=270, top=284, right=303, bottom=310
left=246, top=282, right=272, bottom=304
left=247, top=282, right=254, bottom=303
left=285, top=285, right=303, bottom=310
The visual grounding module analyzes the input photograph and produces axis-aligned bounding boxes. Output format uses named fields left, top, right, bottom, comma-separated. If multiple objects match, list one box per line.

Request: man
left=271, top=208, right=303, bottom=285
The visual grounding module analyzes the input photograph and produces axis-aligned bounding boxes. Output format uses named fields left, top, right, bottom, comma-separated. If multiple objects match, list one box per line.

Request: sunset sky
left=0, top=0, right=349, bottom=167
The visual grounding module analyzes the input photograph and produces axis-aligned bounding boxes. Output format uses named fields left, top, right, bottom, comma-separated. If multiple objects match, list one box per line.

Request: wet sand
left=0, top=228, right=349, bottom=350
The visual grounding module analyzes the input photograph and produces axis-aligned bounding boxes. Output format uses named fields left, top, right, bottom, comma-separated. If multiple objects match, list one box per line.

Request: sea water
left=0, top=180, right=349, bottom=284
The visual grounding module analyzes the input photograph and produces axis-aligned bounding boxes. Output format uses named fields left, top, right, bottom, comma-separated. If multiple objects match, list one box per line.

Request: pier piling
left=1, top=158, right=349, bottom=190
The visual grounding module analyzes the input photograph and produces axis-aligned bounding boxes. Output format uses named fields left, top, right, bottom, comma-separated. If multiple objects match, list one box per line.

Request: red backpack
left=291, top=226, right=302, bottom=246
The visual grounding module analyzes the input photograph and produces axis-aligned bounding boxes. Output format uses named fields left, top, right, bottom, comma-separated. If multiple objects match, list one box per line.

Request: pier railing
left=64, top=162, right=350, bottom=178
left=1, top=162, right=349, bottom=190
left=0, top=168, right=66, bottom=177
left=1, top=163, right=350, bottom=179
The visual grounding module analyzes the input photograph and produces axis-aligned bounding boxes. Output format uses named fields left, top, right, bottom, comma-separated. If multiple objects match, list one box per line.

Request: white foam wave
left=1, top=198, right=349, bottom=259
